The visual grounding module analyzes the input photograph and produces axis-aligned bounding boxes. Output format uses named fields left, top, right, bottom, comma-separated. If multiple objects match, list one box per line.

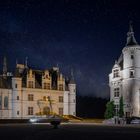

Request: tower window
left=131, top=54, right=134, bottom=59
left=130, top=70, right=134, bottom=78
left=113, top=69, right=119, bottom=78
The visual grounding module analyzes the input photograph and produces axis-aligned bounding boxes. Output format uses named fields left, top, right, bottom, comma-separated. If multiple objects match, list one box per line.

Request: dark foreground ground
left=0, top=123, right=140, bottom=140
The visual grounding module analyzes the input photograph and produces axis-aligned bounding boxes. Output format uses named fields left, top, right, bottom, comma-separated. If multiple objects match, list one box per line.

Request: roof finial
left=3, top=56, right=7, bottom=77
left=25, top=57, right=28, bottom=68
left=129, top=20, right=133, bottom=32
left=115, top=60, right=118, bottom=64
left=69, top=68, right=75, bottom=84
left=16, top=59, right=18, bottom=65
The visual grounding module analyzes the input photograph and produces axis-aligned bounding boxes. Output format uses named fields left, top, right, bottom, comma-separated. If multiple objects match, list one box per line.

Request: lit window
left=113, top=69, right=119, bottom=78
left=28, top=81, right=33, bottom=88
left=59, top=96, right=63, bottom=102
left=59, top=108, right=63, bottom=115
left=114, top=88, right=119, bottom=97
left=4, top=96, right=8, bottom=109
left=28, top=107, right=33, bottom=115
left=28, top=94, right=34, bottom=101
left=59, top=84, right=63, bottom=91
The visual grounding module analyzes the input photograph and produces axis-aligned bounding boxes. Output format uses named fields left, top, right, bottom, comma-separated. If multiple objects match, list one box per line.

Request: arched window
left=4, top=96, right=8, bottom=109
left=0, top=96, right=2, bottom=109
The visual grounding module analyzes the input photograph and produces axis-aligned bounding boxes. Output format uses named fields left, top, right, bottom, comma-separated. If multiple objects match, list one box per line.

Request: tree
left=104, top=101, right=115, bottom=119
left=119, top=96, right=124, bottom=118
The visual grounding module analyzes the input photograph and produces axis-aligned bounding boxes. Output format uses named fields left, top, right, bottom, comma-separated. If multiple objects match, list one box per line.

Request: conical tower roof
left=126, top=21, right=138, bottom=46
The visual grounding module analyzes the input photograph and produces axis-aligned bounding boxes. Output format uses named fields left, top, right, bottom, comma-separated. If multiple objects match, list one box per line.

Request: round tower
left=12, top=76, right=22, bottom=118
left=122, top=22, right=140, bottom=117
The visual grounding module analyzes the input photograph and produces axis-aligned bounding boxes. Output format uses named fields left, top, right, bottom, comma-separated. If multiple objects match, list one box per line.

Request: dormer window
left=44, top=83, right=50, bottom=89
left=113, top=69, right=119, bottom=78
left=59, top=84, right=63, bottom=91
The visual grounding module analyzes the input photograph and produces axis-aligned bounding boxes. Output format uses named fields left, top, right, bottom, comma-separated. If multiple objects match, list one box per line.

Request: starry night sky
left=1, top=0, right=140, bottom=98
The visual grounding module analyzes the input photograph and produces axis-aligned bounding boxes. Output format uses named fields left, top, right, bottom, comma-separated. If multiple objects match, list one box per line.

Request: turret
left=3, top=56, right=7, bottom=77
left=12, top=76, right=22, bottom=118
left=122, top=22, right=140, bottom=117
left=68, top=69, right=76, bottom=116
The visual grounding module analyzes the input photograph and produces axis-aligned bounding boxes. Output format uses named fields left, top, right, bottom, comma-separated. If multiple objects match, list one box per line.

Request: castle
left=109, top=23, right=140, bottom=118
left=0, top=59, right=76, bottom=119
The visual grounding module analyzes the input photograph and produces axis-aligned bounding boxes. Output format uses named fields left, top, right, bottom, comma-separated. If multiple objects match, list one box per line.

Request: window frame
left=28, top=94, right=34, bottom=101
left=59, top=96, right=63, bottom=103
left=28, top=107, right=33, bottom=115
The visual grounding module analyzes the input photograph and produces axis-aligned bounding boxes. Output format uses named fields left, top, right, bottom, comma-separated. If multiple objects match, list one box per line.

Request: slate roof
left=0, top=66, right=71, bottom=90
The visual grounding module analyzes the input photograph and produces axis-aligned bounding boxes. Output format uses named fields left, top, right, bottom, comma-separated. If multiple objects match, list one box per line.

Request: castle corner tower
left=109, top=22, right=140, bottom=118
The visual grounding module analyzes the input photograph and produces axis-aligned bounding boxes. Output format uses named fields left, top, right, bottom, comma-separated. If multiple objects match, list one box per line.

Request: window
left=59, top=96, right=63, bottom=102
left=130, top=70, right=134, bottom=78
left=114, top=88, right=119, bottom=97
left=125, top=112, right=130, bottom=117
left=59, top=84, right=63, bottom=91
left=59, top=108, right=63, bottom=115
left=4, top=96, right=8, bottom=109
left=28, top=81, right=33, bottom=88
left=0, top=96, right=2, bottom=109
left=115, top=104, right=119, bottom=116
left=113, top=69, right=119, bottom=78
left=28, top=94, right=34, bottom=101
left=28, top=107, right=33, bottom=115
left=17, top=111, right=19, bottom=115
left=43, top=96, right=46, bottom=101
left=44, top=83, right=50, bottom=89
left=15, top=84, right=18, bottom=88
left=47, top=96, right=50, bottom=101
left=17, top=96, right=19, bottom=100
left=131, top=54, right=134, bottom=59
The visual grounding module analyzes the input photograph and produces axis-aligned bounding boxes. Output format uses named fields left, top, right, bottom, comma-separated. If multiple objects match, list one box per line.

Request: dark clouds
left=0, top=0, right=140, bottom=98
